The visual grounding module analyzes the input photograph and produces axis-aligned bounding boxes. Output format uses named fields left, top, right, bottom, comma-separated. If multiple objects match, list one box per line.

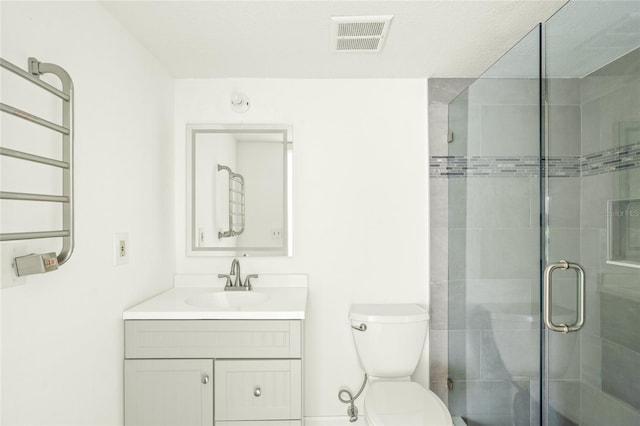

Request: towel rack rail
left=0, top=191, right=70, bottom=203
left=0, top=102, right=70, bottom=134
left=1, top=231, right=71, bottom=242
left=0, top=147, right=70, bottom=168
left=0, top=56, right=74, bottom=276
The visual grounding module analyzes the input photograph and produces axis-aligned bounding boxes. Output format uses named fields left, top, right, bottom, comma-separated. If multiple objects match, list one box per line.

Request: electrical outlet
left=114, top=232, right=129, bottom=266
left=271, top=228, right=283, bottom=240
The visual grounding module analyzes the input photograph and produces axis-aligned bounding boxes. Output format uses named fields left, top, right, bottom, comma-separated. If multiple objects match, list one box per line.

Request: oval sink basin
left=185, top=291, right=270, bottom=309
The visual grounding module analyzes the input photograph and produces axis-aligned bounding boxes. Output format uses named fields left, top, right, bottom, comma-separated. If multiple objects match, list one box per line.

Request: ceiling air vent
left=331, top=15, right=393, bottom=53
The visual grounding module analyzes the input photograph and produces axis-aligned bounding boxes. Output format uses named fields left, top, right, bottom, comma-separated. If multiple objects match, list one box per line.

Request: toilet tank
left=350, top=304, right=428, bottom=378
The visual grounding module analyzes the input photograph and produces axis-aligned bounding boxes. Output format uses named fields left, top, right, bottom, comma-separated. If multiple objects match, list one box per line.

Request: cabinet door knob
left=254, top=387, right=261, bottom=397
left=202, top=375, right=209, bottom=385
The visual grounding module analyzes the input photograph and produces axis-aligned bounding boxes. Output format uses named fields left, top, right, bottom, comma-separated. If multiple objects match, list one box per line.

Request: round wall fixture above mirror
left=230, top=92, right=250, bottom=113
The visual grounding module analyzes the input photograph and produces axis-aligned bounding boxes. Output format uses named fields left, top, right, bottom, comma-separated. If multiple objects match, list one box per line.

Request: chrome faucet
left=230, top=258, right=241, bottom=287
left=218, top=258, right=258, bottom=291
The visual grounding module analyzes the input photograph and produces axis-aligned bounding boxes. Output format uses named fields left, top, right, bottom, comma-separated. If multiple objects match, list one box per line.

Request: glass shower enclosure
left=444, top=1, right=640, bottom=425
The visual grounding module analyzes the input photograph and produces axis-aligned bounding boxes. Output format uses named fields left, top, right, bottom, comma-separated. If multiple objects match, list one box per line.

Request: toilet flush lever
left=351, top=323, right=367, bottom=332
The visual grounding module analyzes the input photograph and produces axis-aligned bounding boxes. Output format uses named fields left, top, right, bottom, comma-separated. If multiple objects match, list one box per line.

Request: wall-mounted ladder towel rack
left=217, top=164, right=245, bottom=239
left=0, top=57, right=74, bottom=276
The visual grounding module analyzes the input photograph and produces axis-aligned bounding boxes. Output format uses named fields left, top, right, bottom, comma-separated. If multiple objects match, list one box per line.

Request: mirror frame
left=186, top=123, right=292, bottom=257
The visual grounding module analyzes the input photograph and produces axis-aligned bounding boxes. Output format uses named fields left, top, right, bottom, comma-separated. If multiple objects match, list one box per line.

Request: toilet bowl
left=365, top=381, right=452, bottom=426
left=485, top=302, right=578, bottom=379
left=349, top=304, right=453, bottom=426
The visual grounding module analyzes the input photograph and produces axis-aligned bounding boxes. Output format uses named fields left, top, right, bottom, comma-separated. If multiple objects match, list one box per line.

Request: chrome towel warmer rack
left=217, top=164, right=245, bottom=239
left=0, top=57, right=74, bottom=276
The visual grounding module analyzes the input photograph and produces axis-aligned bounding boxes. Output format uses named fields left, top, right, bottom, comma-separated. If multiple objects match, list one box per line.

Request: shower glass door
left=446, top=2, right=640, bottom=424
left=543, top=1, right=640, bottom=425
left=446, top=26, right=544, bottom=425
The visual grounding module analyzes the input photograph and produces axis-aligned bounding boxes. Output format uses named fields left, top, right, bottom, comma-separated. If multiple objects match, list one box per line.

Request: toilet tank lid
left=349, top=304, right=429, bottom=323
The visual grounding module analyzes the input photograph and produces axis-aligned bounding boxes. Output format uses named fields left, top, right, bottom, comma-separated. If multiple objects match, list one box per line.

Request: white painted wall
left=175, top=79, right=429, bottom=416
left=0, top=2, right=175, bottom=424
left=1, top=5, right=431, bottom=421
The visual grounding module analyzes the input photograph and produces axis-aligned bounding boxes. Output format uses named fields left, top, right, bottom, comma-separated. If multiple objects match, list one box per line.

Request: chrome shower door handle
left=543, top=260, right=585, bottom=334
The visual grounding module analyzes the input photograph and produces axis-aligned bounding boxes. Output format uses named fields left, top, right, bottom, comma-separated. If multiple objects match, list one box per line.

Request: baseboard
left=305, top=415, right=466, bottom=426
left=305, top=416, right=362, bottom=426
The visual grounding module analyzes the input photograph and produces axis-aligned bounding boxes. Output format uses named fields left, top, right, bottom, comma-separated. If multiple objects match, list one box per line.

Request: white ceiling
left=100, top=0, right=568, bottom=79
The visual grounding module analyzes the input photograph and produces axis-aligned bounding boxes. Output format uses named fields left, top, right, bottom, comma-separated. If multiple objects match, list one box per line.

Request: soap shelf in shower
left=607, top=198, right=640, bottom=269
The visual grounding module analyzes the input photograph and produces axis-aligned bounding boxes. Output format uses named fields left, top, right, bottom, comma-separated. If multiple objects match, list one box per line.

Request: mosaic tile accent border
left=545, top=156, right=582, bottom=178
left=430, top=156, right=541, bottom=177
left=430, top=142, right=640, bottom=178
left=581, top=142, right=640, bottom=176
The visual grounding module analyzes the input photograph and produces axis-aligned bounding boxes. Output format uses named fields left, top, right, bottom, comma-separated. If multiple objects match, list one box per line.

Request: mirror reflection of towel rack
left=217, top=164, right=245, bottom=239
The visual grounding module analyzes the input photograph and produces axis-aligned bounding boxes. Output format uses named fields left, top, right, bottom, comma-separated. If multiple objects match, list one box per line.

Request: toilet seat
left=364, top=381, right=453, bottom=426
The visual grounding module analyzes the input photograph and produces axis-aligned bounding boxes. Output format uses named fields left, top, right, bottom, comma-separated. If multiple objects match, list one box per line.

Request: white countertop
left=123, top=274, right=308, bottom=320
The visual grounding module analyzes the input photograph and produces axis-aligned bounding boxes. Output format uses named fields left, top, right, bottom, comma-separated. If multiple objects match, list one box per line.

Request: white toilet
left=486, top=302, right=578, bottom=379
left=350, top=303, right=453, bottom=426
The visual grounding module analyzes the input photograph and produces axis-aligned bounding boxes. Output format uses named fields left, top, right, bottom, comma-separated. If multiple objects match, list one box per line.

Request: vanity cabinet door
left=124, top=359, right=213, bottom=426
left=215, top=360, right=302, bottom=421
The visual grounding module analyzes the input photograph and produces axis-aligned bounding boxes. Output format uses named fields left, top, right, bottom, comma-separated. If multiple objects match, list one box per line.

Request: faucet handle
left=218, top=274, right=232, bottom=288
left=244, top=274, right=259, bottom=290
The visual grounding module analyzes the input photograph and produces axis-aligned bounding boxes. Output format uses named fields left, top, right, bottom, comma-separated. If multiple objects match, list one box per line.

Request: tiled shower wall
left=574, top=49, right=640, bottom=425
left=428, top=47, right=640, bottom=426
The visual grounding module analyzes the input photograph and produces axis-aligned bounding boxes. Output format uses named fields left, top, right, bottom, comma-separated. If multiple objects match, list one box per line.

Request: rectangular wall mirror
left=186, top=124, right=292, bottom=256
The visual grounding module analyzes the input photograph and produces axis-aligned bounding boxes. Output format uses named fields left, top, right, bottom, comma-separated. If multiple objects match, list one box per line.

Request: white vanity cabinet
left=124, top=320, right=303, bottom=426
